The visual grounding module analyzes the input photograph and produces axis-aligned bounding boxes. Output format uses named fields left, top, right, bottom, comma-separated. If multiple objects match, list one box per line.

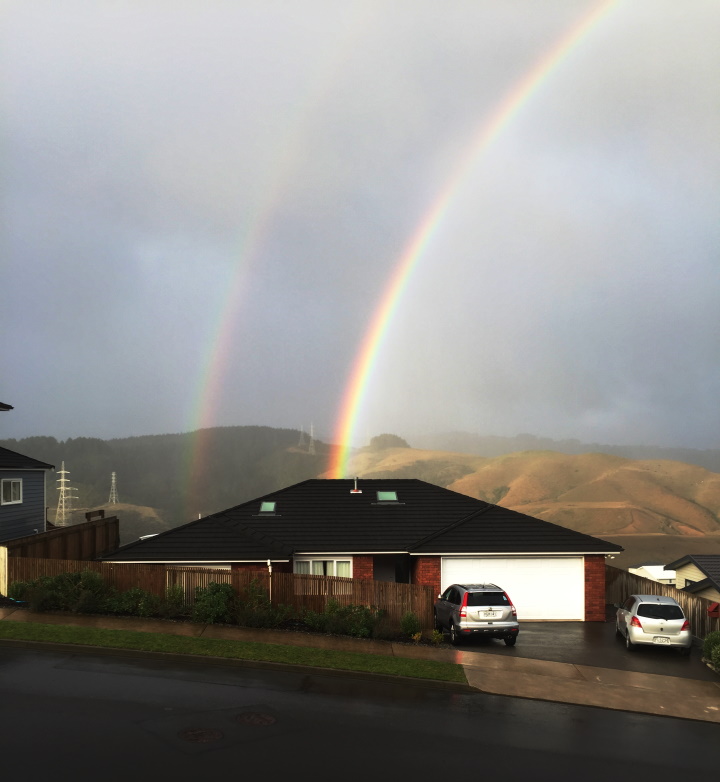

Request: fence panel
left=4, top=514, right=119, bottom=560
left=168, top=567, right=233, bottom=608
left=606, top=565, right=720, bottom=640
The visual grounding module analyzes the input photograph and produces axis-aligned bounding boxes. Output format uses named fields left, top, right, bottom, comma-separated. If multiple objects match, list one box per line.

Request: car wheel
left=615, top=622, right=622, bottom=638
left=449, top=622, right=462, bottom=646
left=625, top=633, right=635, bottom=652
left=504, top=635, right=517, bottom=647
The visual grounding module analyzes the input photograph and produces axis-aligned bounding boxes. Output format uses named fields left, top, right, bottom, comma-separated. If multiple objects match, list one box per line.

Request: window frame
left=1, top=478, right=23, bottom=505
left=293, top=557, right=353, bottom=578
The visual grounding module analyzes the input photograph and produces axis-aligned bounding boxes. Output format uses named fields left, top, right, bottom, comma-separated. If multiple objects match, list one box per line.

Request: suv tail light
left=681, top=619, right=690, bottom=631
left=630, top=616, right=643, bottom=629
left=504, top=592, right=517, bottom=617
left=459, top=591, right=468, bottom=619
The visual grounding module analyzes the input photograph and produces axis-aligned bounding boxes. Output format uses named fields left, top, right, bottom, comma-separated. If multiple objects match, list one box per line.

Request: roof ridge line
left=409, top=502, right=493, bottom=550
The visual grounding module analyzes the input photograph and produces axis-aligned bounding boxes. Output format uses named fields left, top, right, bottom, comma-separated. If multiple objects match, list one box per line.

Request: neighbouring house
left=628, top=563, right=676, bottom=584
left=1, top=402, right=54, bottom=542
left=102, top=478, right=623, bottom=621
left=665, top=554, right=720, bottom=602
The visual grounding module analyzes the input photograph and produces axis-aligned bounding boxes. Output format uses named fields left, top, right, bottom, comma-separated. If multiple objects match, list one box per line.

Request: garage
left=441, top=556, right=585, bottom=620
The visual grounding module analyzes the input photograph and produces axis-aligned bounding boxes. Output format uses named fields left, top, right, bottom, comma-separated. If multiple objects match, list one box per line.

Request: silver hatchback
left=434, top=583, right=519, bottom=646
left=615, top=594, right=692, bottom=654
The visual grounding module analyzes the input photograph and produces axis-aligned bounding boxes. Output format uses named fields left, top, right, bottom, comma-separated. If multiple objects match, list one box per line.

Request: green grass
left=0, top=620, right=467, bottom=684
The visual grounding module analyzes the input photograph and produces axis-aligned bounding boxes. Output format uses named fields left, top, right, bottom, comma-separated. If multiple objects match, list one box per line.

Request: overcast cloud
left=2, top=1, right=718, bottom=451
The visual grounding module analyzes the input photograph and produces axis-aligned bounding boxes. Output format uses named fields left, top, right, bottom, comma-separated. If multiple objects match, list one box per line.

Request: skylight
left=376, top=491, right=398, bottom=502
left=260, top=501, right=276, bottom=513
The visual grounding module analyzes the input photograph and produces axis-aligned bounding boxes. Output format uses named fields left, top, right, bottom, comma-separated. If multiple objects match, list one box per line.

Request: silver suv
left=615, top=594, right=691, bottom=655
left=434, top=583, right=519, bottom=646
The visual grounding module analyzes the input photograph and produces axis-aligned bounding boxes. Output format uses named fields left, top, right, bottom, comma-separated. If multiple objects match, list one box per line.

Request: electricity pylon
left=55, top=461, right=79, bottom=526
left=308, top=423, right=316, bottom=455
left=108, top=472, right=119, bottom=504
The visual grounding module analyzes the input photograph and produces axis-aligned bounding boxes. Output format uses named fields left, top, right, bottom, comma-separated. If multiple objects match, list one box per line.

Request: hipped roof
left=104, top=478, right=623, bottom=562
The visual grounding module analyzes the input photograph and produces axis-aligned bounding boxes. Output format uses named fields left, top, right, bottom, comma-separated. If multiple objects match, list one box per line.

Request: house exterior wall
left=0, top=470, right=46, bottom=543
left=584, top=554, right=606, bottom=621
left=411, top=556, right=441, bottom=596
left=353, top=555, right=373, bottom=580
left=674, top=563, right=709, bottom=590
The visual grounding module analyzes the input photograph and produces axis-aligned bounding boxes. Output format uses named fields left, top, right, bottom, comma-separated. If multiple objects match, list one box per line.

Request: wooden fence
left=606, top=565, right=719, bottom=640
left=3, top=512, right=120, bottom=561
left=4, top=559, right=435, bottom=630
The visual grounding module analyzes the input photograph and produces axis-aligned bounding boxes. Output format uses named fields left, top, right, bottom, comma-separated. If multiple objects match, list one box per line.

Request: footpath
left=1, top=605, right=719, bottom=724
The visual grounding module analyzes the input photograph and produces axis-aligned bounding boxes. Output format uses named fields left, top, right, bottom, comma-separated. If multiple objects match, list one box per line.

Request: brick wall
left=412, top=556, right=441, bottom=596
left=352, top=555, right=374, bottom=580
left=584, top=555, right=606, bottom=621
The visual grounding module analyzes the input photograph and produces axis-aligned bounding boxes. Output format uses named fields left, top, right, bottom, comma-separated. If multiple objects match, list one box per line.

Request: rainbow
left=328, top=0, right=620, bottom=478
left=181, top=6, right=379, bottom=520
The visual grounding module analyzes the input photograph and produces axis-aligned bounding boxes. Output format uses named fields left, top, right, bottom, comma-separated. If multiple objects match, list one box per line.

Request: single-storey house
left=665, top=554, right=720, bottom=602
left=1, top=402, right=55, bottom=542
left=104, top=478, right=622, bottom=621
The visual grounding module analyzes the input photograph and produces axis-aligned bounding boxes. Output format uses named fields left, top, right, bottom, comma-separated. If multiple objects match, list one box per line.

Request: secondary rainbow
left=328, top=0, right=620, bottom=478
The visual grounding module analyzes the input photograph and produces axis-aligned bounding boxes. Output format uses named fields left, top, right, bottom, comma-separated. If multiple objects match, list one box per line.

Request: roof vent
left=259, top=501, right=276, bottom=513
left=350, top=477, right=362, bottom=494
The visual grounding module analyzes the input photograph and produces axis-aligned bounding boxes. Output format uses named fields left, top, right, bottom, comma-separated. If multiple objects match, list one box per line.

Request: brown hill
left=345, top=447, right=720, bottom=538
left=52, top=503, right=172, bottom=546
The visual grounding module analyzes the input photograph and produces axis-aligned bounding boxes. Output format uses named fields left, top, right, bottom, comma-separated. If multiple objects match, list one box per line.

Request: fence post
left=0, top=546, right=7, bottom=596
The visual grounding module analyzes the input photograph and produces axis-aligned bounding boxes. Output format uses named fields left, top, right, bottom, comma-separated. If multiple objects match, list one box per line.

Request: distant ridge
left=412, top=431, right=720, bottom=473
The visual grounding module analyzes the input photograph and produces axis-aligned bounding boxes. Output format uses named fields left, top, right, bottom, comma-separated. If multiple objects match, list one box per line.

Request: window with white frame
left=1, top=479, right=22, bottom=505
left=294, top=558, right=351, bottom=578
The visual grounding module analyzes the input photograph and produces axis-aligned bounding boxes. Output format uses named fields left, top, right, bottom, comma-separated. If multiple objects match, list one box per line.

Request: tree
left=368, top=433, right=410, bottom=451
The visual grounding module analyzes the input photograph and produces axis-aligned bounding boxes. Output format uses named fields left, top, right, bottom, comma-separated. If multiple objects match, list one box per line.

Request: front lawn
left=0, top=620, right=467, bottom=684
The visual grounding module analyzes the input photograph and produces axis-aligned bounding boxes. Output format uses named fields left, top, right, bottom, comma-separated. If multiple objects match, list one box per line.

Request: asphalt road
left=454, top=619, right=718, bottom=681
left=0, top=646, right=717, bottom=781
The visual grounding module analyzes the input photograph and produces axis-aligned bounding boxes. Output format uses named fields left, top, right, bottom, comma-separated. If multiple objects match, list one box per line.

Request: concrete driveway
left=453, top=618, right=718, bottom=682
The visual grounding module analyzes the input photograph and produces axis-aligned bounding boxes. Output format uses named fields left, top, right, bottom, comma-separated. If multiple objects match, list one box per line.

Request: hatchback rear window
left=467, top=592, right=509, bottom=607
left=637, top=604, right=684, bottom=620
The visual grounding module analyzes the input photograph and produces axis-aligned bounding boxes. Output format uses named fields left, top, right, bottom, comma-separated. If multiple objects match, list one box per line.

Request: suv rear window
left=637, top=604, right=684, bottom=620
left=467, top=592, right=509, bottom=607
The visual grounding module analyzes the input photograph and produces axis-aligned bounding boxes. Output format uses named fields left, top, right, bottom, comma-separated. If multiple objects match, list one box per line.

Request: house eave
left=409, top=551, right=621, bottom=556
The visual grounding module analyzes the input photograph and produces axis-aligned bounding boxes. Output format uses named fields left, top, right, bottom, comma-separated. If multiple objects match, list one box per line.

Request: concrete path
left=1, top=606, right=719, bottom=724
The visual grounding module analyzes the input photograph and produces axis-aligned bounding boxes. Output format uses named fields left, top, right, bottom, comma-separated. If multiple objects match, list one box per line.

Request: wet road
left=0, top=646, right=717, bottom=780
left=454, top=620, right=718, bottom=681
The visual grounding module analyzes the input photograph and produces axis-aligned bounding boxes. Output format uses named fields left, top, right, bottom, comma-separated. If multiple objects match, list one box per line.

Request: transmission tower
left=308, top=423, right=316, bottom=455
left=55, top=461, right=79, bottom=527
left=297, top=425, right=307, bottom=449
left=108, top=472, right=119, bottom=504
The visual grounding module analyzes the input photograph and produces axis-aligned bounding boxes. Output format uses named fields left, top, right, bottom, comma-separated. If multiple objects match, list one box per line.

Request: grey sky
left=2, top=1, right=718, bottom=451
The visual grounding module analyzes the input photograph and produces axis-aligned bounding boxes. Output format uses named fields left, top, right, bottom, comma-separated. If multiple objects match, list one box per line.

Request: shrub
left=159, top=585, right=187, bottom=620
left=400, top=611, right=421, bottom=639
left=7, top=581, right=30, bottom=601
left=712, top=643, right=720, bottom=672
left=233, top=578, right=293, bottom=628
left=302, top=601, right=382, bottom=638
left=192, top=582, right=236, bottom=624
left=103, top=586, right=160, bottom=617
left=703, top=630, right=720, bottom=660
left=430, top=629, right=444, bottom=645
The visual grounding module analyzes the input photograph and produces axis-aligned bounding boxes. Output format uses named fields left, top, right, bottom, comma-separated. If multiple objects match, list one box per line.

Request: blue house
left=0, top=402, right=54, bottom=543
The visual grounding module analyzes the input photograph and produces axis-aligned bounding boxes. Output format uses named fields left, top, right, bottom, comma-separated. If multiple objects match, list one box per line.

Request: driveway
left=454, top=619, right=718, bottom=682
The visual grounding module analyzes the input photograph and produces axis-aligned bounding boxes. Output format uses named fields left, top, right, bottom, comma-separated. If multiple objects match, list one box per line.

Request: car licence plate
left=653, top=636, right=670, bottom=644
left=483, top=611, right=499, bottom=618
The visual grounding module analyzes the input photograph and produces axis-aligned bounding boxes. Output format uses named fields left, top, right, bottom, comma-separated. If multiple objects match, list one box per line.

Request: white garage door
left=441, top=557, right=585, bottom=620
